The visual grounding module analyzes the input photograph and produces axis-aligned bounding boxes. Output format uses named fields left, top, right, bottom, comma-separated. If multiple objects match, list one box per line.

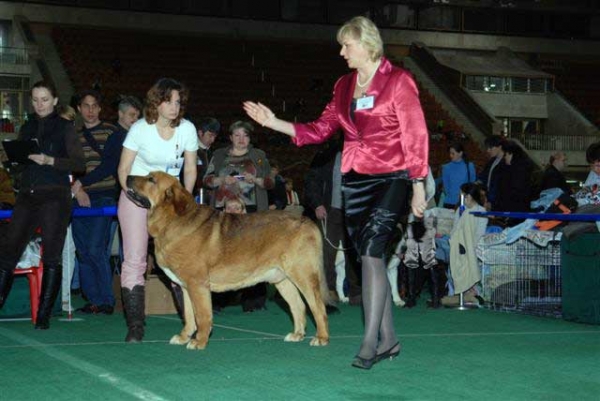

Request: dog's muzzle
left=125, top=187, right=151, bottom=209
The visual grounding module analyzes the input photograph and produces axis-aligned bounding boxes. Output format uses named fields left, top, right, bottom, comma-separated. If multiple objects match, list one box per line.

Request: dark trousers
left=72, top=195, right=116, bottom=306
left=321, top=207, right=361, bottom=297
left=0, top=187, right=72, bottom=272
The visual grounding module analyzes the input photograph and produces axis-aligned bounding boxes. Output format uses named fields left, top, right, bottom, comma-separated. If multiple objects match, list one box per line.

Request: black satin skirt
left=342, top=170, right=410, bottom=259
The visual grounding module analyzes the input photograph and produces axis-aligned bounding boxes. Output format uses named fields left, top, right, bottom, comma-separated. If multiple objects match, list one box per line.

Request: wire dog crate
left=478, top=235, right=562, bottom=317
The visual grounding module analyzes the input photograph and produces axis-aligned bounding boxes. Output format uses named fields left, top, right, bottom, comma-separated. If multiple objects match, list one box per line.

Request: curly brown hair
left=144, top=78, right=188, bottom=127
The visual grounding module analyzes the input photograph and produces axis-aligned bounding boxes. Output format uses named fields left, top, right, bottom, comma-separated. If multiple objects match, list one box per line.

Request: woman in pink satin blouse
left=244, top=16, right=428, bottom=370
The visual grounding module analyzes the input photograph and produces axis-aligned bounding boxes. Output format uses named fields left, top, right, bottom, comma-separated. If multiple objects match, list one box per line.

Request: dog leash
left=319, top=216, right=351, bottom=251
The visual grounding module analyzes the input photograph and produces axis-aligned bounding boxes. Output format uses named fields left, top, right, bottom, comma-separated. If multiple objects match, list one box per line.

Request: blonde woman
left=244, top=16, right=428, bottom=369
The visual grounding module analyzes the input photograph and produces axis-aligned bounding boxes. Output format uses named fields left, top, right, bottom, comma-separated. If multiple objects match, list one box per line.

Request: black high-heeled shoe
left=351, top=355, right=377, bottom=370
left=375, top=342, right=401, bottom=363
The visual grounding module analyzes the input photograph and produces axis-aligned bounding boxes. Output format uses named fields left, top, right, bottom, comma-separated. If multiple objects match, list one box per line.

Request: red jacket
left=292, top=57, right=429, bottom=179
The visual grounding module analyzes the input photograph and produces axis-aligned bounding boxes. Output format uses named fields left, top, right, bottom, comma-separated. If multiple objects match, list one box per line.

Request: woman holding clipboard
left=0, top=80, right=85, bottom=329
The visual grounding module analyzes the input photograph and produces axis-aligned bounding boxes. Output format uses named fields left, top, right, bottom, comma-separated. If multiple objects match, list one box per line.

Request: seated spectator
left=204, top=120, right=274, bottom=213
left=441, top=182, right=488, bottom=306
left=574, top=142, right=600, bottom=206
left=539, top=151, right=570, bottom=195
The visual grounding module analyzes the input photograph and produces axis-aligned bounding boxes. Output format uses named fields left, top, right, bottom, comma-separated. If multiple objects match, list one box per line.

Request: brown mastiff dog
left=126, top=171, right=330, bottom=350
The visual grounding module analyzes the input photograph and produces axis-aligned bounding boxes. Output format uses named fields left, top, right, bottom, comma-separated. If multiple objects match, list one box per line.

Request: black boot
left=172, top=284, right=184, bottom=321
left=122, top=285, right=145, bottom=343
left=0, top=268, right=14, bottom=309
left=35, top=264, right=62, bottom=330
left=427, top=266, right=441, bottom=309
left=404, top=268, right=418, bottom=308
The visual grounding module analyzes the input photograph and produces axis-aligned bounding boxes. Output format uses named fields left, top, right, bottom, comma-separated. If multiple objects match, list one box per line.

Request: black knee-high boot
left=404, top=268, right=418, bottom=308
left=427, top=266, right=442, bottom=309
left=123, top=285, right=145, bottom=343
left=35, top=264, right=62, bottom=330
left=0, top=268, right=14, bottom=309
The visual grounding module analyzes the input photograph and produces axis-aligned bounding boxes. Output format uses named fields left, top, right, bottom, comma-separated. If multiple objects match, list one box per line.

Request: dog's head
left=126, top=171, right=194, bottom=216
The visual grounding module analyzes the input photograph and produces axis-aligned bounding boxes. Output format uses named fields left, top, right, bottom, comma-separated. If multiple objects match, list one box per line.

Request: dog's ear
left=165, top=185, right=190, bottom=216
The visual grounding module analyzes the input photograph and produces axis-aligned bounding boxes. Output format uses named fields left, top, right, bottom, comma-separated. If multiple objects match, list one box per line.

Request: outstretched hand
left=243, top=101, right=275, bottom=128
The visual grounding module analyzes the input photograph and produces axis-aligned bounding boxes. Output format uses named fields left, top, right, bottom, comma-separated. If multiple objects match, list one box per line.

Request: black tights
left=357, top=255, right=398, bottom=359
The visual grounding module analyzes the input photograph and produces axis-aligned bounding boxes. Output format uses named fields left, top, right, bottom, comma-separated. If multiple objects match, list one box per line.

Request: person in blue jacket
left=440, top=142, right=476, bottom=209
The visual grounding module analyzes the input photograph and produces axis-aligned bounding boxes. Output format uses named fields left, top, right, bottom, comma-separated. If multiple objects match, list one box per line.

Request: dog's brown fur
left=127, top=171, right=330, bottom=350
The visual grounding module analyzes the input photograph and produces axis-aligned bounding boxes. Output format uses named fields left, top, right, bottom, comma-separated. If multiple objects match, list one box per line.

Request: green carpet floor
left=1, top=300, right=599, bottom=401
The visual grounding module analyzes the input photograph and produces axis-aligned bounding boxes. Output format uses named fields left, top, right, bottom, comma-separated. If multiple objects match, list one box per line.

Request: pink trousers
left=117, top=191, right=148, bottom=290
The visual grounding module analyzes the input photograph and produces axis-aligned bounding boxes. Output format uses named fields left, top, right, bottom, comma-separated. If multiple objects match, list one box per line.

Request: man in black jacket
left=304, top=141, right=361, bottom=305
left=539, top=151, right=571, bottom=195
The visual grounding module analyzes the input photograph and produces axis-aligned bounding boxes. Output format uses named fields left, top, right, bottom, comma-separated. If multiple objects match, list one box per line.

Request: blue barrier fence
left=0, top=206, right=118, bottom=219
left=471, top=211, right=600, bottom=222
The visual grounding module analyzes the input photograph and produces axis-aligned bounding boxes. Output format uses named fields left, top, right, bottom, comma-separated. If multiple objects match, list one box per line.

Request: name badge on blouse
left=356, top=95, right=375, bottom=111
left=166, top=157, right=184, bottom=177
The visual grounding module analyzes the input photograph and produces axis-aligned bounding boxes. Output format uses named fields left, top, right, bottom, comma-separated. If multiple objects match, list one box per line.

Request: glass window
left=511, top=77, right=529, bottom=93
left=529, top=78, right=547, bottom=93
left=465, top=75, right=485, bottom=91
left=486, top=76, right=506, bottom=92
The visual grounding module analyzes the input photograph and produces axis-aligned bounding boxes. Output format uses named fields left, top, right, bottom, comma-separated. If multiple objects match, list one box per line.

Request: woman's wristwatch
left=411, top=178, right=425, bottom=184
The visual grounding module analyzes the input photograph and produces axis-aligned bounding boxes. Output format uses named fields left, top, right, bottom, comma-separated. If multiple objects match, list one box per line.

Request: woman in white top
left=117, top=78, right=198, bottom=342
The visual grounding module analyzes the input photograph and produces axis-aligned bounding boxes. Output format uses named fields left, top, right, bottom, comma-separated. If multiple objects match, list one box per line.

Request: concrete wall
left=546, top=93, right=598, bottom=137
left=470, top=92, right=548, bottom=119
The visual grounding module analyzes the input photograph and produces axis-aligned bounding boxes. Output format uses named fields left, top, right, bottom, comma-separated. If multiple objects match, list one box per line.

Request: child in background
left=283, top=177, right=304, bottom=216
left=224, top=196, right=246, bottom=214
left=441, top=182, right=488, bottom=306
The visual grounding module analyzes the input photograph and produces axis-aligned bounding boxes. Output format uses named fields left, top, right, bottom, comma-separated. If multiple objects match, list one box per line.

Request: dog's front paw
left=309, top=336, right=329, bottom=346
left=393, top=298, right=406, bottom=307
left=169, top=334, right=190, bottom=345
left=339, top=296, right=349, bottom=303
left=186, top=339, right=207, bottom=350
left=284, top=332, right=305, bottom=342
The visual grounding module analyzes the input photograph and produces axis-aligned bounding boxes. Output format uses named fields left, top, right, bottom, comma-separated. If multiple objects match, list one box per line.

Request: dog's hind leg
left=169, top=287, right=197, bottom=346
left=185, top=285, right=213, bottom=350
left=287, top=271, right=329, bottom=346
left=274, top=278, right=306, bottom=342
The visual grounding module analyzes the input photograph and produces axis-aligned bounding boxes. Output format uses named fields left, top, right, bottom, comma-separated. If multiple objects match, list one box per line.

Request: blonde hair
left=336, top=16, right=383, bottom=62
left=60, top=105, right=77, bottom=121
left=224, top=196, right=246, bottom=214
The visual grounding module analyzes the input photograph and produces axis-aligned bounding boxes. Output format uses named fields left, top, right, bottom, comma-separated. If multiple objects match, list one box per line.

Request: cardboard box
left=113, top=242, right=177, bottom=315
left=145, top=274, right=177, bottom=315
left=113, top=274, right=177, bottom=315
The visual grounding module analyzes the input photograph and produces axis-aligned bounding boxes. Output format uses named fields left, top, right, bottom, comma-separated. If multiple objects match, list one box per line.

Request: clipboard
left=2, top=140, right=41, bottom=165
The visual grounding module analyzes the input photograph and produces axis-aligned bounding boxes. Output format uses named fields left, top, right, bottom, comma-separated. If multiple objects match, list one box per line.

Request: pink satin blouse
left=292, top=57, right=429, bottom=179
